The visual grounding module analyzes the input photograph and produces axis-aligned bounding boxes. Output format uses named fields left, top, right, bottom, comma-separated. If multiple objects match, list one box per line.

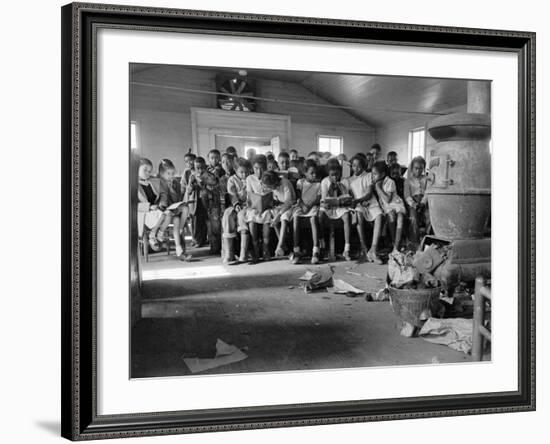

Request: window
left=408, top=127, right=426, bottom=162
left=130, top=121, right=138, bottom=150
left=318, top=135, right=343, bottom=156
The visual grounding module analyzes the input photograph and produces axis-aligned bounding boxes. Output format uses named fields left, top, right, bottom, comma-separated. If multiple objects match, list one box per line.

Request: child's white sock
left=293, top=246, right=301, bottom=253
left=344, top=243, right=350, bottom=252
left=312, top=246, right=320, bottom=254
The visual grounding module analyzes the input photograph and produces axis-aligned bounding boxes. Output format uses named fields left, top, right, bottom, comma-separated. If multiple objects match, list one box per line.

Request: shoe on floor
left=367, top=249, right=383, bottom=264
left=343, top=250, right=351, bottom=261
left=311, top=251, right=320, bottom=265
left=291, top=252, right=302, bottom=265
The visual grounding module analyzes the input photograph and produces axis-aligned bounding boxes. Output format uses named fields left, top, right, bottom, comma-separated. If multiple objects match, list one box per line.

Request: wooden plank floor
left=131, top=247, right=473, bottom=378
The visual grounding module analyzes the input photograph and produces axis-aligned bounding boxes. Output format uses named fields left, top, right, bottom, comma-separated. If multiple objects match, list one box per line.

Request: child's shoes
left=290, top=252, right=301, bottom=265
left=343, top=249, right=351, bottom=262
left=148, top=234, right=160, bottom=252
left=367, top=249, right=383, bottom=265
left=311, top=250, right=320, bottom=265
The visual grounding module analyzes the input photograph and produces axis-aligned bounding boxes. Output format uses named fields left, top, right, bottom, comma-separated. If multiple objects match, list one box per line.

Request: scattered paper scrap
left=299, top=266, right=334, bottom=292
left=330, top=279, right=365, bottom=296
left=418, top=318, right=474, bottom=354
left=183, top=339, right=248, bottom=373
left=372, top=287, right=390, bottom=302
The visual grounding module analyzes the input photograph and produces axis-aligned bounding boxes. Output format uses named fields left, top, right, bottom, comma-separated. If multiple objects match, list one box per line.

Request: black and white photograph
left=130, top=63, right=492, bottom=378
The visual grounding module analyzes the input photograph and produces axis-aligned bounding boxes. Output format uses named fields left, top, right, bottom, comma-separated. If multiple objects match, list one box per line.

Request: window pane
left=318, top=137, right=329, bottom=151
left=130, top=122, right=138, bottom=150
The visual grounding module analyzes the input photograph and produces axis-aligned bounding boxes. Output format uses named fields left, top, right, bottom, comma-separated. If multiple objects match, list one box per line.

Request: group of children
left=137, top=143, right=431, bottom=264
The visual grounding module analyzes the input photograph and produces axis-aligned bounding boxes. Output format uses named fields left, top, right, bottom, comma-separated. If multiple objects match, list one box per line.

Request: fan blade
left=235, top=80, right=247, bottom=95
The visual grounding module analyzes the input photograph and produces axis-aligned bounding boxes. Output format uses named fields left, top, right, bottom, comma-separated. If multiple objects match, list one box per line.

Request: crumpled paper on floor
left=330, top=279, right=365, bottom=296
left=387, top=251, right=419, bottom=288
left=418, top=317, right=473, bottom=354
left=183, top=338, right=248, bottom=373
left=299, top=266, right=334, bottom=292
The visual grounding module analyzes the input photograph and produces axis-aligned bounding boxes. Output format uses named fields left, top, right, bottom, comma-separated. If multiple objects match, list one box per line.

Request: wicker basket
left=388, top=286, right=442, bottom=328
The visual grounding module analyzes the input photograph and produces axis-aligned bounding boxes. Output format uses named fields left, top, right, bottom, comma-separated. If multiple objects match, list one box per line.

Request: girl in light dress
left=137, top=158, right=164, bottom=252
left=244, top=155, right=274, bottom=262
left=157, top=158, right=192, bottom=261
left=261, top=170, right=296, bottom=262
left=221, top=158, right=251, bottom=263
left=371, top=160, right=407, bottom=253
left=319, top=162, right=353, bottom=261
left=346, top=155, right=383, bottom=264
left=281, top=160, right=322, bottom=265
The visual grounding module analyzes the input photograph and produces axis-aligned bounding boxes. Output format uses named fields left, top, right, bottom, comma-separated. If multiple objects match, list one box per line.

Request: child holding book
left=404, top=156, right=431, bottom=244
left=346, top=155, right=383, bottom=264
left=157, top=159, right=191, bottom=261
left=372, top=160, right=407, bottom=253
left=319, top=162, right=353, bottom=261
left=283, top=160, right=322, bottom=264
left=261, top=170, right=296, bottom=261
left=221, top=158, right=250, bottom=263
left=245, top=155, right=273, bottom=262
left=137, top=158, right=164, bottom=252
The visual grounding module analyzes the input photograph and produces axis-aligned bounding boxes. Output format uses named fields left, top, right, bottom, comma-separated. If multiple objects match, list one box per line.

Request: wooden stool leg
left=143, top=236, right=149, bottom=263
left=472, top=276, right=486, bottom=361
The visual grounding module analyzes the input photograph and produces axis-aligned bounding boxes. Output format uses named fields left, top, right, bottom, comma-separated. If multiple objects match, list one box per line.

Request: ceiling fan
left=216, top=71, right=256, bottom=112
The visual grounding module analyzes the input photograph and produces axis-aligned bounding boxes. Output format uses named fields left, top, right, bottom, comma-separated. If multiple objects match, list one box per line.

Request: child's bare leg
left=342, top=212, right=351, bottom=261
left=249, top=222, right=260, bottom=263
left=262, top=223, right=271, bottom=260
left=394, top=212, right=404, bottom=252
left=157, top=212, right=173, bottom=241
left=147, top=213, right=165, bottom=251
left=356, top=214, right=369, bottom=261
left=318, top=213, right=326, bottom=253
left=172, top=216, right=185, bottom=256
left=387, top=210, right=397, bottom=244
left=367, top=215, right=383, bottom=264
left=275, top=219, right=287, bottom=257
left=290, top=215, right=302, bottom=264
left=239, top=230, right=250, bottom=262
left=310, top=216, right=320, bottom=264
left=409, top=210, right=420, bottom=244
left=148, top=213, right=165, bottom=237
left=310, top=216, right=319, bottom=248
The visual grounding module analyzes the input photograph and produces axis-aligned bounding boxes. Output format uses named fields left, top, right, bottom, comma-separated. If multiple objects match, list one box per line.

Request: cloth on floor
left=183, top=338, right=248, bottom=373
left=418, top=317, right=473, bottom=354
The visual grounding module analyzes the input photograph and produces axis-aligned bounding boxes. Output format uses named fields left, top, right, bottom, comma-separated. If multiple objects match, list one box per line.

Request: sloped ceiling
left=130, top=64, right=470, bottom=128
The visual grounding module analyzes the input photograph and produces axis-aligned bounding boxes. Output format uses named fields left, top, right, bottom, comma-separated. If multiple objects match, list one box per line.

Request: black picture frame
left=61, top=2, right=536, bottom=440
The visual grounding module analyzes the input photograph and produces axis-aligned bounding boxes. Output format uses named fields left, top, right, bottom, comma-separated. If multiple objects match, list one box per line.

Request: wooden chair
left=472, top=276, right=491, bottom=361
left=139, top=226, right=173, bottom=263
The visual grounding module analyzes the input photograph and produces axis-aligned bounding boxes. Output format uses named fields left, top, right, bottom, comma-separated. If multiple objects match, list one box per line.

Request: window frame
left=317, top=134, right=344, bottom=156
left=408, top=126, right=427, bottom=163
